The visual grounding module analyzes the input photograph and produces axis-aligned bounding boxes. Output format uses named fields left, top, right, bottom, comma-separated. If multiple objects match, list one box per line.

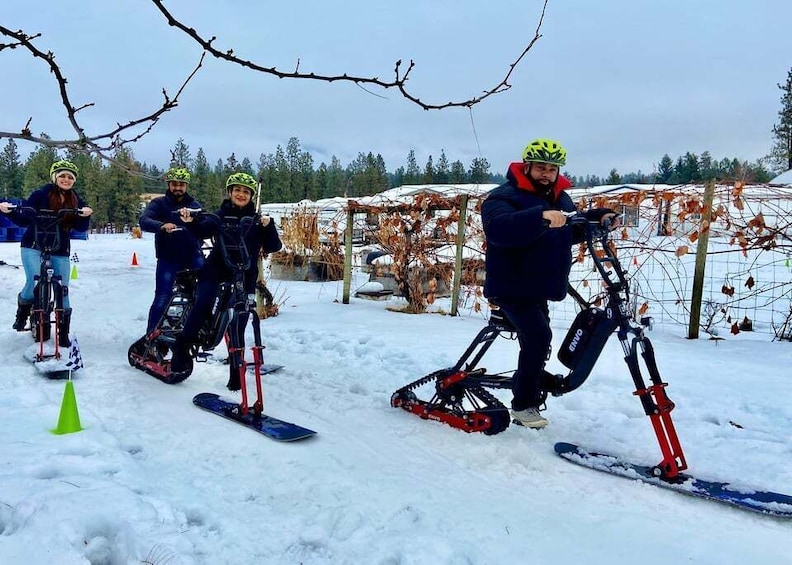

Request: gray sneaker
left=511, top=407, right=548, bottom=429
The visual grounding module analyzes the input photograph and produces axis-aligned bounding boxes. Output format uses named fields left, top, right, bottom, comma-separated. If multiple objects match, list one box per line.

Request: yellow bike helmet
left=165, top=167, right=191, bottom=184
left=225, top=172, right=257, bottom=194
left=522, top=139, right=567, bottom=166
left=50, top=160, right=79, bottom=182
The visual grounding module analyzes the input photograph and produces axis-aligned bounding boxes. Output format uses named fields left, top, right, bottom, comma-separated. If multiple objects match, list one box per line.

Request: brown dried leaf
left=745, top=276, right=755, bottom=290
left=721, top=285, right=735, bottom=297
left=730, top=322, right=740, bottom=335
left=638, top=302, right=649, bottom=315
left=675, top=245, right=689, bottom=257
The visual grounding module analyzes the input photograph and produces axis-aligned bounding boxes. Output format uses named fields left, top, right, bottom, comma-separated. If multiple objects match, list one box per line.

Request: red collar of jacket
left=507, top=162, right=572, bottom=201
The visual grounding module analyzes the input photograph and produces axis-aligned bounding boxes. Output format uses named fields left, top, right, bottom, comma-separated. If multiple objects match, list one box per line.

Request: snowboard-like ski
left=25, top=338, right=83, bottom=380
left=248, top=363, right=284, bottom=374
left=193, top=392, right=316, bottom=442
left=555, top=442, right=792, bottom=518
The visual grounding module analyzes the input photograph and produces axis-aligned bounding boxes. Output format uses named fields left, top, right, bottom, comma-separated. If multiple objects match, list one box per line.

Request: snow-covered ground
left=1, top=234, right=790, bottom=565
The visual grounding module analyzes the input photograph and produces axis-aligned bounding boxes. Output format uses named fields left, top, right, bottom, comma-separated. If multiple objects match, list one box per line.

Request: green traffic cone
left=70, top=264, right=78, bottom=280
left=51, top=379, right=83, bottom=435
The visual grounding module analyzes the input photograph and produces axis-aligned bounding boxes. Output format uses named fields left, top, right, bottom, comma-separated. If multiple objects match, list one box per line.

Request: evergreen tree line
left=0, top=134, right=789, bottom=227
left=567, top=151, right=775, bottom=188
left=0, top=136, right=503, bottom=227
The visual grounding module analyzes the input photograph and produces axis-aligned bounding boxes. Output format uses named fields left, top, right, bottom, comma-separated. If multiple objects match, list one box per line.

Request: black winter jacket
left=190, top=199, right=283, bottom=293
left=6, top=185, right=90, bottom=257
left=482, top=163, right=605, bottom=303
left=139, top=191, right=203, bottom=263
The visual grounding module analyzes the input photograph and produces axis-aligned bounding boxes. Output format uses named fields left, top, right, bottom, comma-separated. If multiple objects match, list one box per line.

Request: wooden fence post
left=342, top=203, right=354, bottom=304
left=687, top=181, right=715, bottom=339
left=450, top=194, right=468, bottom=317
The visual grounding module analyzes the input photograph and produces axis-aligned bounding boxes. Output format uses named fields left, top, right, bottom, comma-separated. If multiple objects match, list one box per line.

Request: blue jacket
left=139, top=191, right=204, bottom=264
left=189, top=199, right=283, bottom=293
left=6, top=185, right=90, bottom=257
left=482, top=163, right=600, bottom=302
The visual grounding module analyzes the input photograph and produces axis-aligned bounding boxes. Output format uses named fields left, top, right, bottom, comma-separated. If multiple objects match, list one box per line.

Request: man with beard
left=139, top=167, right=205, bottom=334
left=482, top=139, right=618, bottom=428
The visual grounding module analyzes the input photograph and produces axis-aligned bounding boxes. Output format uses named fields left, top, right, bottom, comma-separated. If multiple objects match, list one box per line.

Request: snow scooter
left=392, top=212, right=792, bottom=517
left=128, top=212, right=277, bottom=386
left=391, top=213, right=686, bottom=475
left=127, top=211, right=315, bottom=441
left=10, top=206, right=84, bottom=378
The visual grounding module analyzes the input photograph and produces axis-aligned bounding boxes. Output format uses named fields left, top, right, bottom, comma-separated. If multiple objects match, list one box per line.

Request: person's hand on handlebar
left=78, top=207, right=93, bottom=217
left=0, top=202, right=15, bottom=214
left=600, top=212, right=621, bottom=231
left=542, top=210, right=569, bottom=228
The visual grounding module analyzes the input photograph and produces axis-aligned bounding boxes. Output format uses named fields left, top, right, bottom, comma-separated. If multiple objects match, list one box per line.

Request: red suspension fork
left=626, top=336, right=687, bottom=479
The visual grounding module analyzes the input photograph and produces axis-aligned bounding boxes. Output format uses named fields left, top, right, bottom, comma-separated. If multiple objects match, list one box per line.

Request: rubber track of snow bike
left=391, top=368, right=511, bottom=435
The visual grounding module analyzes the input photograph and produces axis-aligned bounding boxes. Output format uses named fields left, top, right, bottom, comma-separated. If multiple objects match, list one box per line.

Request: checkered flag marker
left=66, top=336, right=84, bottom=372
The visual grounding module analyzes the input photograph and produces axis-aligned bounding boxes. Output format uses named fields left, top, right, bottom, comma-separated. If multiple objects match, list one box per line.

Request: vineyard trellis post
left=687, top=181, right=716, bottom=339
left=342, top=203, right=355, bottom=304
left=450, top=194, right=469, bottom=316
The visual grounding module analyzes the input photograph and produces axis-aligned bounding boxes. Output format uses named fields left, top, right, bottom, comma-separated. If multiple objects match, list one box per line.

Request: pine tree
left=257, top=152, right=278, bottom=203
left=771, top=67, right=792, bottom=171
left=170, top=138, right=192, bottom=168
left=435, top=150, right=450, bottom=184
left=224, top=153, right=240, bottom=176
left=240, top=157, right=255, bottom=175
left=404, top=150, right=420, bottom=184
left=422, top=155, right=435, bottom=184
left=326, top=156, right=346, bottom=199
left=103, top=147, right=145, bottom=227
left=468, top=157, right=490, bottom=183
left=449, top=160, right=467, bottom=183
left=657, top=154, right=674, bottom=184
left=23, top=145, right=59, bottom=191
left=0, top=139, right=24, bottom=199
left=193, top=148, right=222, bottom=211
left=66, top=151, right=103, bottom=220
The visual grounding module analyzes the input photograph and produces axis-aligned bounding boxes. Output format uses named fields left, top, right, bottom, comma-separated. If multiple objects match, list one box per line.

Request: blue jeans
left=147, top=256, right=205, bottom=333
left=20, top=247, right=71, bottom=308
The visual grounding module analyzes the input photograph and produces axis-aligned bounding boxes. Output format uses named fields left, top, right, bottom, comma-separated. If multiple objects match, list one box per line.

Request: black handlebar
left=9, top=205, right=87, bottom=220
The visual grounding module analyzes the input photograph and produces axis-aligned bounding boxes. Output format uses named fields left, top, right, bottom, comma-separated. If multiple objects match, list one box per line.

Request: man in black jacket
left=139, top=167, right=204, bottom=333
left=482, top=139, right=617, bottom=428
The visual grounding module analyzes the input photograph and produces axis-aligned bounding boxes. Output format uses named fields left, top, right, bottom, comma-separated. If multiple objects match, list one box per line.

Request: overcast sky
left=2, top=0, right=792, bottom=179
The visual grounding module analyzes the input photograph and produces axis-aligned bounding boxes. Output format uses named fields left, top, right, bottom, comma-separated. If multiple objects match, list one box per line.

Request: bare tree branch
left=1, top=1, right=548, bottom=167
left=0, top=24, right=203, bottom=169
left=150, top=0, right=549, bottom=110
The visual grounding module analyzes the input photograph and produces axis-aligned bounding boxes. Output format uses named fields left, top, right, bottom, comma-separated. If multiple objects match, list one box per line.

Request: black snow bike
left=391, top=212, right=688, bottom=480
left=12, top=206, right=83, bottom=364
left=128, top=212, right=273, bottom=398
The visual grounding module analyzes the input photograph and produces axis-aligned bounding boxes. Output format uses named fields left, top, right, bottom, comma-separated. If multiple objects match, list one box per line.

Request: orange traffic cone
left=131, top=252, right=139, bottom=267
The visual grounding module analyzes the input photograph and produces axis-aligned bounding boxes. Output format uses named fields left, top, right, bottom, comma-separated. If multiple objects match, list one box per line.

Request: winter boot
left=57, top=308, right=72, bottom=347
left=227, top=361, right=243, bottom=392
left=12, top=296, right=33, bottom=331
left=169, top=337, right=191, bottom=374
